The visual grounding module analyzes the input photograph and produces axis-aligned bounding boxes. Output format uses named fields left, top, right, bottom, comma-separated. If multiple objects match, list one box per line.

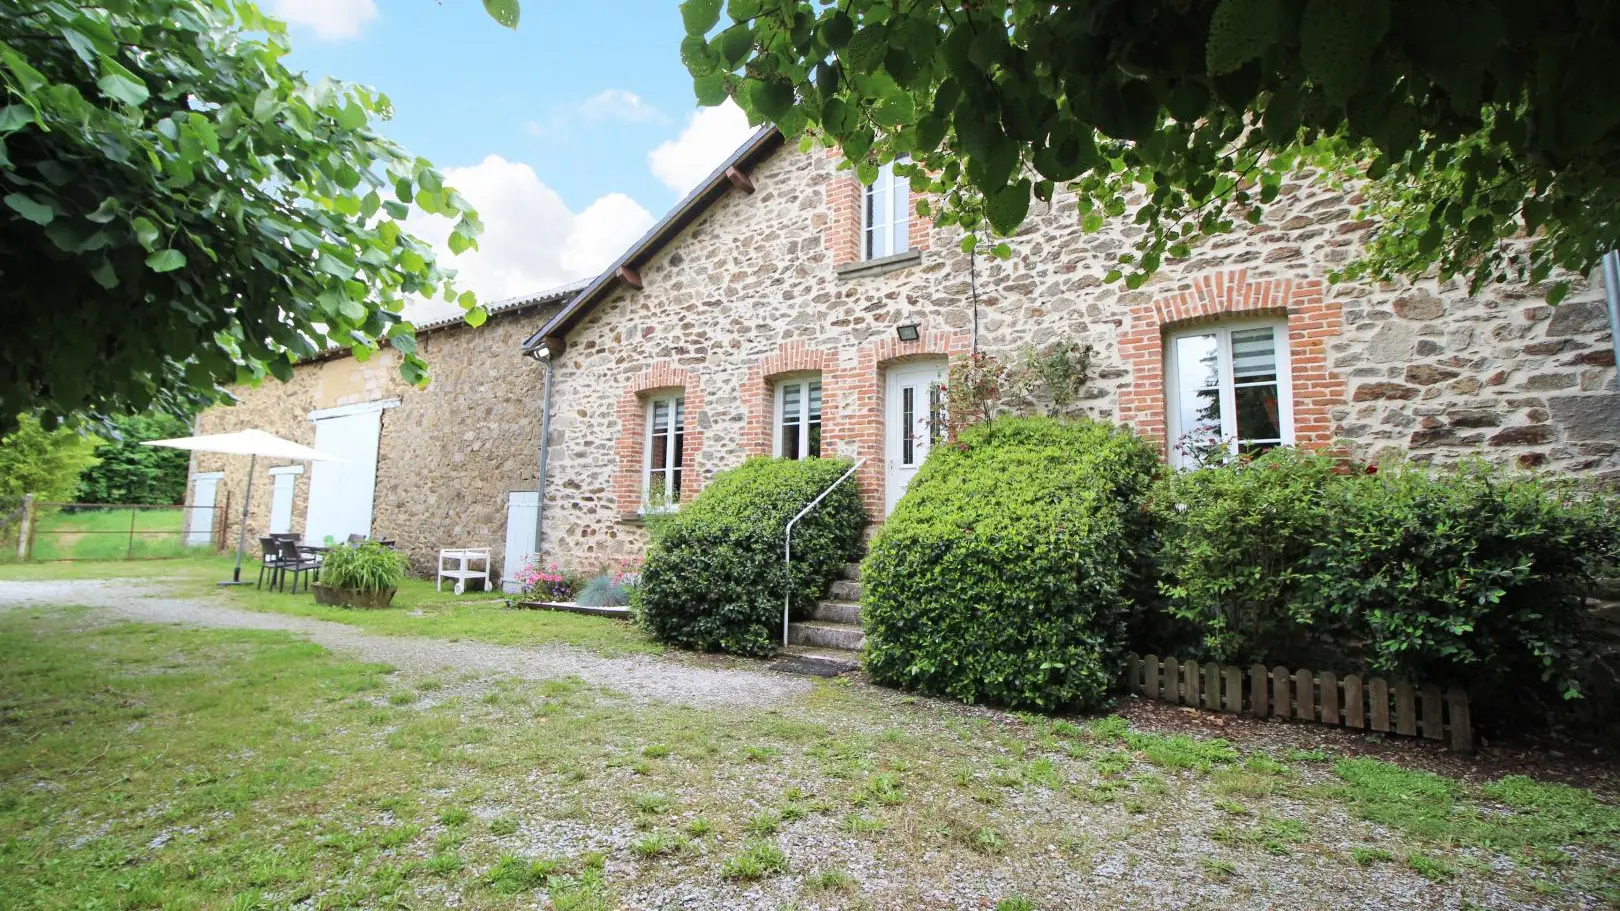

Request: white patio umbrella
left=144, top=429, right=344, bottom=585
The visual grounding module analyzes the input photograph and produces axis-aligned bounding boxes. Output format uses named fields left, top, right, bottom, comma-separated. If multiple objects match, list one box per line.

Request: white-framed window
left=774, top=376, right=823, bottom=460
left=863, top=160, right=910, bottom=260
left=643, top=392, right=685, bottom=508
left=1166, top=320, right=1294, bottom=468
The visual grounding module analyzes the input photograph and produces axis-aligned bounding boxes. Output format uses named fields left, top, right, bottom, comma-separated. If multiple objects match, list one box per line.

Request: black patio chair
left=275, top=538, right=321, bottom=594
left=346, top=533, right=368, bottom=545
left=257, top=537, right=283, bottom=591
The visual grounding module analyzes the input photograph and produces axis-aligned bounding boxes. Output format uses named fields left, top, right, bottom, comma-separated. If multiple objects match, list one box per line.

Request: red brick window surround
left=742, top=342, right=833, bottom=458
left=613, top=362, right=705, bottom=517
left=823, top=149, right=934, bottom=268
left=1117, top=270, right=1344, bottom=456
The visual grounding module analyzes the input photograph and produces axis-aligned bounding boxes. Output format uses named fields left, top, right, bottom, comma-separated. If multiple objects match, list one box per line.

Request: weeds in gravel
left=1124, top=733, right=1238, bottom=772
left=486, top=853, right=562, bottom=893
left=746, top=810, right=783, bottom=835
left=1350, top=846, right=1394, bottom=867
left=1406, top=852, right=1456, bottom=882
left=721, top=840, right=789, bottom=880
left=842, top=812, right=886, bottom=835
left=681, top=817, right=714, bottom=837
left=1200, top=856, right=1238, bottom=879
left=489, top=815, right=519, bottom=836
left=995, top=896, right=1040, bottom=911
left=629, top=831, right=687, bottom=858
left=805, top=867, right=856, bottom=892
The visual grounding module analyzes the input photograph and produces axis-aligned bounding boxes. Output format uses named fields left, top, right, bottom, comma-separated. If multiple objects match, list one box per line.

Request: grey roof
left=521, top=126, right=785, bottom=352
left=412, top=279, right=590, bottom=334
left=305, top=279, right=588, bottom=364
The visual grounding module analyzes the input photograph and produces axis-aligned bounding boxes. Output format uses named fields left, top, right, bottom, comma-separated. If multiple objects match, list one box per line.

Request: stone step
left=773, top=645, right=861, bottom=676
left=841, top=562, right=862, bottom=581
left=812, top=600, right=862, bottom=625
left=787, top=620, right=864, bottom=652
left=828, top=579, right=862, bottom=602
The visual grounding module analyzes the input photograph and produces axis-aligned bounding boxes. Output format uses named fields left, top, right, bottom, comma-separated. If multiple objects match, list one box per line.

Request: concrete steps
left=777, top=559, right=866, bottom=676
left=787, top=620, right=865, bottom=651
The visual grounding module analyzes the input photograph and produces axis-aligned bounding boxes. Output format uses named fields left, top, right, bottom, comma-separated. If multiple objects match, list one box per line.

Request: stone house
left=188, top=284, right=578, bottom=582
left=194, top=127, right=1619, bottom=586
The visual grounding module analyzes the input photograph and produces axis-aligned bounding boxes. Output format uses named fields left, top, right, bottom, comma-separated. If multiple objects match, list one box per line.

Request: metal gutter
left=532, top=347, right=556, bottom=561
left=521, top=125, right=784, bottom=353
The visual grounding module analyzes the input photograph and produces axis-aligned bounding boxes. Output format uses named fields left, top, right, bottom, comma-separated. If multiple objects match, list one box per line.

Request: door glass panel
left=901, top=386, right=915, bottom=465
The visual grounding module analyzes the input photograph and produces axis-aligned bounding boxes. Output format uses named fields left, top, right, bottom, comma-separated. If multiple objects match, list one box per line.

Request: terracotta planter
left=312, top=583, right=397, bottom=609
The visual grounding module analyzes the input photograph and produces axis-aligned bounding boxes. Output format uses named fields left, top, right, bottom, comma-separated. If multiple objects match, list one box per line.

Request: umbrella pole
left=220, top=454, right=256, bottom=587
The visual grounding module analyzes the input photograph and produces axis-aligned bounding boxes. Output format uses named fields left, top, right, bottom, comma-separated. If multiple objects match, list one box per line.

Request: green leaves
left=1300, top=0, right=1389, bottom=102
left=144, top=249, right=186, bottom=273
left=985, top=179, right=1031, bottom=235
left=680, top=0, right=723, bottom=36
left=96, top=55, right=148, bottom=106
left=482, top=0, right=520, bottom=29
left=0, top=0, right=479, bottom=432
left=1206, top=0, right=1281, bottom=76
left=4, top=193, right=54, bottom=226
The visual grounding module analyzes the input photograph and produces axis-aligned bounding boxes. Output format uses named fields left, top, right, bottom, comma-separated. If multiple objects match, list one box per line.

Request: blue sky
left=268, top=0, right=756, bottom=316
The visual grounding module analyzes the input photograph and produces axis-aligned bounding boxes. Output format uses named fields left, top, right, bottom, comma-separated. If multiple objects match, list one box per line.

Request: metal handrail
left=783, top=458, right=866, bottom=647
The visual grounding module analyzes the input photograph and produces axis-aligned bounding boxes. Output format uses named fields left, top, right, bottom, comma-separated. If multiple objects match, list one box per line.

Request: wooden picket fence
left=1125, top=654, right=1473, bottom=753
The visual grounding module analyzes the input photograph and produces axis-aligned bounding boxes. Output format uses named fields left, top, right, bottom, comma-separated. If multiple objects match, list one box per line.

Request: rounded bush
left=862, top=417, right=1159, bottom=711
left=636, top=457, right=867, bottom=656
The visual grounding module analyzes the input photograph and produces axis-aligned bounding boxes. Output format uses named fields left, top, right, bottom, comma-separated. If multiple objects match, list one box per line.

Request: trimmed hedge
left=636, top=457, right=866, bottom=656
left=1151, top=452, right=1620, bottom=698
left=861, top=417, right=1159, bottom=711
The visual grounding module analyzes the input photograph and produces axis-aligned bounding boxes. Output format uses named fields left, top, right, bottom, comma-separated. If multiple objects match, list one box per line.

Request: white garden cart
left=436, top=547, right=491, bottom=595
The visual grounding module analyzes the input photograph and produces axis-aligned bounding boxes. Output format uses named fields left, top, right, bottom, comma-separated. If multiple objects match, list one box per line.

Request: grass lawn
left=0, top=556, right=661, bottom=658
left=0, top=589, right=1617, bottom=908
left=15, top=505, right=204, bottom=562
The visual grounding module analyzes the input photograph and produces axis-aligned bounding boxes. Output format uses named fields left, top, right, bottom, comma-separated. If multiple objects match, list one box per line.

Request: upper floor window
left=644, top=392, right=685, bottom=508
left=775, top=376, right=822, bottom=460
left=1166, top=321, right=1293, bottom=468
left=863, top=160, right=910, bottom=260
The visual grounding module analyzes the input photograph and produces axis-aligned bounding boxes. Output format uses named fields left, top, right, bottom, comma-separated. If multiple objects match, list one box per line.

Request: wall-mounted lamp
left=895, top=322, right=921, bottom=343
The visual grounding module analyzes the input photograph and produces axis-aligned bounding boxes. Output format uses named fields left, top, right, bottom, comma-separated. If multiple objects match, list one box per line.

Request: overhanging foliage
left=0, top=0, right=486, bottom=432
left=677, top=0, right=1620, bottom=303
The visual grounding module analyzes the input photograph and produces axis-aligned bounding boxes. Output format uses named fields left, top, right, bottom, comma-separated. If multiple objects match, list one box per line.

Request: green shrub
left=635, top=457, right=866, bottom=656
left=319, top=542, right=407, bottom=592
left=1149, top=456, right=1620, bottom=698
left=1147, top=448, right=1339, bottom=664
left=1300, top=460, right=1619, bottom=696
left=75, top=412, right=191, bottom=505
left=861, top=417, right=1158, bottom=711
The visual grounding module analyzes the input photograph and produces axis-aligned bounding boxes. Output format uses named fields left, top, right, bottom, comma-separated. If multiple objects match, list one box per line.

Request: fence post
left=126, top=508, right=137, bottom=560
left=16, top=494, right=32, bottom=561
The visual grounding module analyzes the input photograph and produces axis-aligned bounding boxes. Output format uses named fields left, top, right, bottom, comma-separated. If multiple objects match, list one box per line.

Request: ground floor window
left=1166, top=321, right=1292, bottom=468
left=644, top=392, right=684, bottom=507
left=775, top=376, right=822, bottom=459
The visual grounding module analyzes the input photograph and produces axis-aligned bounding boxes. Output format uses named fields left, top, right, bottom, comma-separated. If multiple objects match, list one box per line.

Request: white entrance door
left=305, top=408, right=384, bottom=544
left=503, top=491, right=539, bottom=593
left=267, top=466, right=302, bottom=535
left=884, top=359, right=947, bottom=515
left=188, top=473, right=223, bottom=547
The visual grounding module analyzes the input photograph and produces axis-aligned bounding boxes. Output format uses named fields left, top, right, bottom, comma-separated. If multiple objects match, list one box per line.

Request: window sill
left=836, top=249, right=922, bottom=281
left=619, top=508, right=679, bottom=526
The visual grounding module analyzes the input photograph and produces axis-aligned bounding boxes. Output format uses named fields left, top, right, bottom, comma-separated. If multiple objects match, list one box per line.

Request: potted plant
left=313, top=541, right=407, bottom=609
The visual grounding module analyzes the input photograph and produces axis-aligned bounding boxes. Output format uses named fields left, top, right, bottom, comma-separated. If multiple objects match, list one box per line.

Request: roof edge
left=521, top=125, right=785, bottom=353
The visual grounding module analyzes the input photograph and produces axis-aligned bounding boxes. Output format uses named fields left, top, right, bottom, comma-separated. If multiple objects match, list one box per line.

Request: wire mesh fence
left=6, top=499, right=227, bottom=562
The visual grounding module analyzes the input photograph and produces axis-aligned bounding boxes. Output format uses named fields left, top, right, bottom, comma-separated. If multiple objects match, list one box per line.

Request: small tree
left=0, top=415, right=100, bottom=504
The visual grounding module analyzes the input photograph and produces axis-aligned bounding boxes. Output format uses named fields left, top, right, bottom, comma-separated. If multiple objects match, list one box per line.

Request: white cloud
left=269, top=0, right=377, bottom=41
left=647, top=99, right=755, bottom=197
left=579, top=90, right=664, bottom=124
left=404, top=155, right=655, bottom=323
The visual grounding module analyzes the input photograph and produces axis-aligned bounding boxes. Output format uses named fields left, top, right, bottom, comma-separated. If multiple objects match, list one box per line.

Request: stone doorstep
left=812, top=600, right=862, bottom=625
left=513, top=600, right=631, bottom=620
left=828, top=578, right=862, bottom=602
left=788, top=620, right=865, bottom=652
left=774, top=645, right=861, bottom=676
left=841, top=562, right=862, bottom=581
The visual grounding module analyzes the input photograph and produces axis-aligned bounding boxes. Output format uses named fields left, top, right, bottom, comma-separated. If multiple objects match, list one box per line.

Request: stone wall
left=534, top=141, right=1618, bottom=573
left=192, top=310, right=556, bottom=580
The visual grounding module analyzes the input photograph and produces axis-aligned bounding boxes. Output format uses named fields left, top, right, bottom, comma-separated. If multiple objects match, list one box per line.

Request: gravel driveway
left=0, top=579, right=810, bottom=710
